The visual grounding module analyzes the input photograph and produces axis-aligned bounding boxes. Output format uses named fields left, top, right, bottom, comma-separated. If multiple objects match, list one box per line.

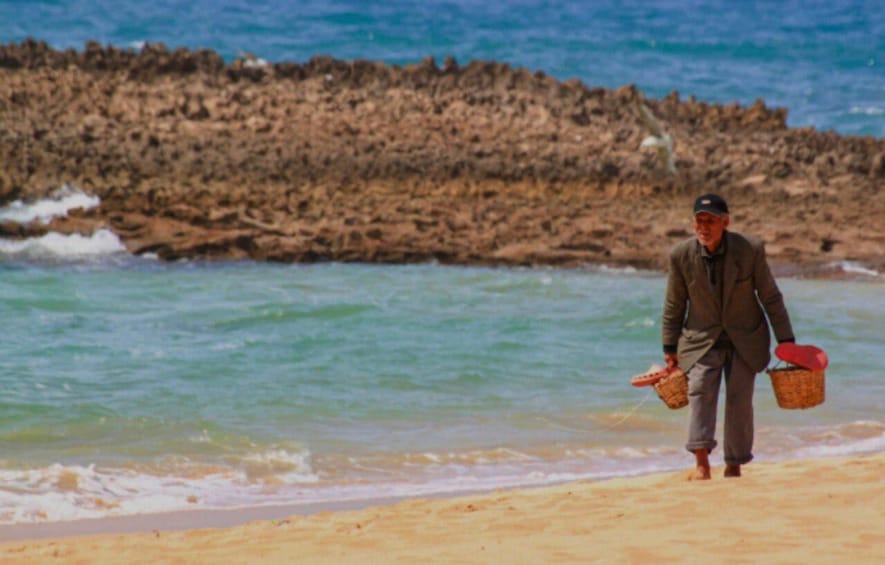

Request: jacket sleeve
left=753, top=241, right=794, bottom=342
left=662, top=248, right=688, bottom=351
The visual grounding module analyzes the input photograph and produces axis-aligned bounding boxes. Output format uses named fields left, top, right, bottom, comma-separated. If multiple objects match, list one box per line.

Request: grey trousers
left=685, top=346, right=756, bottom=466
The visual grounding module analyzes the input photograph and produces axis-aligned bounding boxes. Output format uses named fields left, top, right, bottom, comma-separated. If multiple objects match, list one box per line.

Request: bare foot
left=724, top=464, right=741, bottom=478
left=688, top=449, right=711, bottom=481
left=688, top=467, right=712, bottom=481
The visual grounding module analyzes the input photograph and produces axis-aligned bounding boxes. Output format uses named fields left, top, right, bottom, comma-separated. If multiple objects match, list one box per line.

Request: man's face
left=694, top=212, right=730, bottom=251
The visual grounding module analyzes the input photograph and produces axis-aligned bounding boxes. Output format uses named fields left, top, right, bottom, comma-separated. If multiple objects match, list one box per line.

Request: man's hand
left=664, top=352, right=679, bottom=370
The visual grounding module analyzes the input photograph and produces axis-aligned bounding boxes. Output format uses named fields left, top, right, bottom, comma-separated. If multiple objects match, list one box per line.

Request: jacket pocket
left=682, top=328, right=706, bottom=342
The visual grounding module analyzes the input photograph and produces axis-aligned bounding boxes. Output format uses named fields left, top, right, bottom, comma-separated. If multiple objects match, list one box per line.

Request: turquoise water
left=0, top=0, right=882, bottom=137
left=0, top=0, right=884, bottom=525
left=0, top=256, right=883, bottom=523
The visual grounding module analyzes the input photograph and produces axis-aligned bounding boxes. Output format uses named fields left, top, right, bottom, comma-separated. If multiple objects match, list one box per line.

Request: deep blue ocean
left=0, top=1, right=883, bottom=527
left=0, top=0, right=883, bottom=137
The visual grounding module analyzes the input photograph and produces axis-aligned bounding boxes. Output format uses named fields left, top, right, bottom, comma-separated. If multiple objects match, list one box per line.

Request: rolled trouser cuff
left=685, top=440, right=717, bottom=453
left=724, top=453, right=753, bottom=466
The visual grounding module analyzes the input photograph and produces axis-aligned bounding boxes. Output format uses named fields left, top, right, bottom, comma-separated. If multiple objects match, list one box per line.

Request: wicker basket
left=767, top=366, right=825, bottom=409
left=654, top=368, right=688, bottom=409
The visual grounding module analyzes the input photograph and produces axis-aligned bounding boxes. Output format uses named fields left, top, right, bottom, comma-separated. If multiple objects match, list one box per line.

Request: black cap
left=693, top=193, right=729, bottom=216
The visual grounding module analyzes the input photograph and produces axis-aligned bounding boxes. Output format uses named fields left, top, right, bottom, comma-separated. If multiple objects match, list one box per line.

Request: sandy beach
left=0, top=32, right=882, bottom=565
left=1, top=451, right=882, bottom=564
left=2, top=0, right=885, bottom=556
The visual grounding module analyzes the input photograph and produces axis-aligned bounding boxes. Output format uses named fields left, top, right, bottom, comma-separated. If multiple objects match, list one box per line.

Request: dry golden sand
left=1, top=452, right=883, bottom=564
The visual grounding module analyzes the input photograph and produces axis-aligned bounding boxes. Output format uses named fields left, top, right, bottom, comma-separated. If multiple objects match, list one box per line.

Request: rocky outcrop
left=1, top=39, right=883, bottom=273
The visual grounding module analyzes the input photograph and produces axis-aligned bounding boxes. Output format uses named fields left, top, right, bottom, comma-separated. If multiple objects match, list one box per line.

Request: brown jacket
left=662, top=231, right=794, bottom=372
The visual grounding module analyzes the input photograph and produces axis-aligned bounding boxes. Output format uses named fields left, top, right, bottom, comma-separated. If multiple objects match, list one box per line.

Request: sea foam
left=849, top=106, right=885, bottom=116
left=0, top=229, right=125, bottom=259
left=0, top=186, right=126, bottom=260
left=0, top=185, right=100, bottom=224
left=839, top=261, right=880, bottom=277
left=0, top=447, right=320, bottom=524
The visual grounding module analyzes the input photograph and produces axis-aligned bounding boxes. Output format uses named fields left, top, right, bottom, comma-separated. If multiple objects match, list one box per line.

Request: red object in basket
left=631, top=365, right=677, bottom=387
left=775, top=343, right=829, bottom=371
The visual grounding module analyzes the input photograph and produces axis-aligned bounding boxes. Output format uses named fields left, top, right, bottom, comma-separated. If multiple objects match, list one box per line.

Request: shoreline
left=2, top=450, right=883, bottom=562
left=0, top=495, right=409, bottom=543
left=0, top=448, right=876, bottom=540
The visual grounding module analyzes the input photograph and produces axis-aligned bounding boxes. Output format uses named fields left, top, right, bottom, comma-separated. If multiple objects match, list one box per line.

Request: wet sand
left=1, top=452, right=883, bottom=564
left=1, top=39, right=884, bottom=562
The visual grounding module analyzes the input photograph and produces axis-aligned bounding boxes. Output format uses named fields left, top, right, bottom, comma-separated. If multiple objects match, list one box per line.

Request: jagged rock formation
left=1, top=39, right=883, bottom=273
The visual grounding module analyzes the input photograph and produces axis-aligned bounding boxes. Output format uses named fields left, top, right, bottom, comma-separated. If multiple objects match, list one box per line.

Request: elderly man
left=662, top=193, right=795, bottom=480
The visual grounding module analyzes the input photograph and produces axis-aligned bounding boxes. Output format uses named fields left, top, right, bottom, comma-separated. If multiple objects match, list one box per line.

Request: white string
left=535, top=388, right=655, bottom=433
left=600, top=388, right=655, bottom=430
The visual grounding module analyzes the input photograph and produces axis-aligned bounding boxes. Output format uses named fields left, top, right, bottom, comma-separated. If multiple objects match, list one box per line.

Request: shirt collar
left=698, top=231, right=728, bottom=258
